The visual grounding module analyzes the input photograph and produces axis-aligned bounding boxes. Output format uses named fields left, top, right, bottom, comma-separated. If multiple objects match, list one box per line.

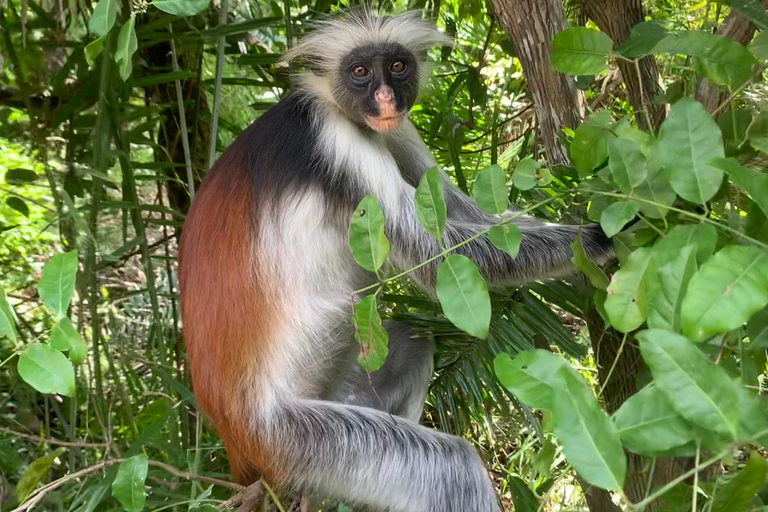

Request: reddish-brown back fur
left=178, top=147, right=279, bottom=484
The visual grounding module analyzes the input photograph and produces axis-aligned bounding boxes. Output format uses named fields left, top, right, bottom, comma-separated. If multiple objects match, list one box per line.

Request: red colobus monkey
left=179, top=12, right=611, bottom=512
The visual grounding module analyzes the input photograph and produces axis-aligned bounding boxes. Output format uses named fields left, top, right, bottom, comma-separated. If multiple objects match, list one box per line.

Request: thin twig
left=207, top=0, right=229, bottom=171
left=0, top=427, right=108, bottom=449
left=168, top=24, right=196, bottom=198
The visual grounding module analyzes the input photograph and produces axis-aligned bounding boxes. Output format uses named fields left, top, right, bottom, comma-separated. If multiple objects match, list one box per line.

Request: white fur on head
left=283, top=11, right=452, bottom=76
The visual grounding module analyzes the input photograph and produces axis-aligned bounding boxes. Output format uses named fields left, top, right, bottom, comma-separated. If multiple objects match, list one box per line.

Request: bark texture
left=585, top=0, right=665, bottom=132
left=490, top=0, right=583, bottom=166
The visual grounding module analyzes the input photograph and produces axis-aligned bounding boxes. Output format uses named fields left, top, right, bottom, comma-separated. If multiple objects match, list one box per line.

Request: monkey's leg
left=333, top=321, right=434, bottom=423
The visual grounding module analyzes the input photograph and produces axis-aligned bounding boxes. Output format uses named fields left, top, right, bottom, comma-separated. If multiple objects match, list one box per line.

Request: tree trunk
left=696, top=2, right=767, bottom=113
left=490, top=0, right=583, bottom=166
left=584, top=0, right=665, bottom=132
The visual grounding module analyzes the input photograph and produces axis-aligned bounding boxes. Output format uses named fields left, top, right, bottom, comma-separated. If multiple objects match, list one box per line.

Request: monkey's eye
left=351, top=65, right=370, bottom=78
left=390, top=60, right=406, bottom=73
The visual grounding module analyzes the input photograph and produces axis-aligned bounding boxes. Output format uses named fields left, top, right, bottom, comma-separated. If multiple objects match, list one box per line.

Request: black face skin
left=335, top=43, right=421, bottom=131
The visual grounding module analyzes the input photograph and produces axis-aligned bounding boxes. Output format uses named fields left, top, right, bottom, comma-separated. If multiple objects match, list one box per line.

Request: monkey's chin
left=365, top=115, right=404, bottom=132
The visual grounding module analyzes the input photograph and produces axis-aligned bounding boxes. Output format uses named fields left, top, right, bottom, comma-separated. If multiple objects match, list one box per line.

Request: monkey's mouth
left=365, top=114, right=405, bottom=132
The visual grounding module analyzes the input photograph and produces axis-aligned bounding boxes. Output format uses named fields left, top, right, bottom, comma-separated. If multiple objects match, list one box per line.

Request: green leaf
left=0, top=288, right=17, bottom=343
left=49, top=318, right=87, bottom=365
left=652, top=223, right=717, bottom=268
left=414, top=167, right=447, bottom=241
left=637, top=329, right=739, bottom=438
left=736, top=385, right=768, bottom=444
left=608, top=138, right=647, bottom=194
left=571, top=231, right=610, bottom=290
left=16, top=448, right=66, bottom=503
left=17, top=343, right=76, bottom=397
left=552, top=367, right=626, bottom=491
left=632, top=157, right=676, bottom=219
left=697, top=34, right=757, bottom=89
left=151, top=0, right=210, bottom=15
left=618, top=22, right=669, bottom=58
left=532, top=435, right=557, bottom=478
left=605, top=248, right=656, bottom=332
left=571, top=110, right=614, bottom=177
left=600, top=201, right=639, bottom=238
left=613, top=384, right=695, bottom=455
left=747, top=111, right=768, bottom=154
left=85, top=37, right=103, bottom=67
left=6, top=196, right=29, bottom=217
left=112, top=454, right=148, bottom=512
left=115, top=16, right=138, bottom=82
left=507, top=476, right=539, bottom=512
left=473, top=164, right=508, bottom=214
left=353, top=295, right=388, bottom=372
left=89, top=0, right=117, bottom=37
left=551, top=27, right=614, bottom=76
left=749, top=30, right=768, bottom=59
left=512, top=158, right=538, bottom=191
left=38, top=251, right=79, bottom=318
left=681, top=245, right=768, bottom=341
left=711, top=157, right=768, bottom=219
left=658, top=99, right=725, bottom=204
left=494, top=350, right=566, bottom=410
left=348, top=196, right=390, bottom=273
left=5, top=168, right=37, bottom=184
left=647, top=245, right=697, bottom=332
left=488, top=224, right=521, bottom=258
left=436, top=254, right=490, bottom=339
left=710, top=452, right=767, bottom=512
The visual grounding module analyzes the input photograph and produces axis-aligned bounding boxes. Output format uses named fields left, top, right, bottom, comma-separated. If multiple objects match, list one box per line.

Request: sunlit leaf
left=551, top=27, right=614, bottom=75
left=414, top=167, right=447, bottom=241
left=112, top=454, right=148, bottom=512
left=17, top=343, right=76, bottom=397
left=348, top=196, right=390, bottom=273
left=638, top=329, right=739, bottom=438
left=38, top=251, right=79, bottom=318
left=115, top=16, right=138, bottom=81
left=512, top=158, right=538, bottom=191
left=89, top=0, right=117, bottom=37
left=681, top=245, right=768, bottom=341
left=49, top=317, right=87, bottom=365
left=600, top=201, right=639, bottom=238
left=85, top=37, right=104, bottom=67
left=436, top=254, right=490, bottom=339
left=494, top=350, right=566, bottom=410
left=151, top=0, right=210, bottom=16
left=658, top=99, right=725, bottom=204
left=552, top=367, right=626, bottom=491
left=0, top=288, right=17, bottom=343
left=487, top=224, right=521, bottom=258
left=353, top=295, right=388, bottom=372
left=473, top=164, right=508, bottom=214
left=605, top=248, right=656, bottom=332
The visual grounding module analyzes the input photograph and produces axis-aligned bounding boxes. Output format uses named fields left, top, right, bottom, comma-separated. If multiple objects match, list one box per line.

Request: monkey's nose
left=374, top=86, right=394, bottom=103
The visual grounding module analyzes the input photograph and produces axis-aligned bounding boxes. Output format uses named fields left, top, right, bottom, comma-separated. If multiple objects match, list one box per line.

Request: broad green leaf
left=647, top=245, right=697, bottom=332
left=512, top=158, right=538, bottom=191
left=632, top=161, right=676, bottom=219
left=637, top=329, right=739, bottom=438
left=697, top=34, right=757, bottom=89
left=658, top=99, right=725, bottom=204
left=89, top=0, right=117, bottom=37
left=473, top=164, right=508, bottom=214
left=711, top=157, right=768, bottom=219
left=0, top=288, right=17, bottom=343
left=652, top=223, right=717, bottom=267
left=613, top=384, right=695, bottom=455
left=709, top=452, right=766, bottom=512
left=49, top=318, right=87, bottom=365
left=16, top=448, right=66, bottom=503
left=151, top=0, right=210, bottom=15
left=112, top=454, right=148, bottom=512
left=735, top=385, right=768, bottom=444
left=5, top=168, right=37, bottom=184
left=681, top=245, right=768, bottom=341
left=85, top=37, right=103, bottom=67
left=552, top=367, right=626, bottom=491
left=17, top=343, right=76, bottom=397
left=551, top=27, right=614, bottom=76
left=488, top=224, right=521, bottom=258
left=571, top=110, right=614, bottom=177
left=507, top=476, right=539, bottom=512
left=532, top=435, right=557, bottom=478
left=605, top=248, right=656, bottom=332
left=571, top=231, right=609, bottom=290
left=747, top=111, right=768, bottom=154
left=600, top=201, right=639, bottom=238
left=749, top=30, right=768, bottom=59
left=38, top=251, right=79, bottom=318
left=719, top=107, right=751, bottom=152
left=436, top=254, right=490, bottom=339
left=353, top=295, right=388, bottom=372
left=608, top=138, right=647, bottom=194
left=348, top=196, right=390, bottom=273
left=6, top=196, right=29, bottom=217
left=414, top=167, right=447, bottom=241
left=618, top=22, right=669, bottom=58
left=494, top=350, right=565, bottom=410
left=115, top=17, right=138, bottom=82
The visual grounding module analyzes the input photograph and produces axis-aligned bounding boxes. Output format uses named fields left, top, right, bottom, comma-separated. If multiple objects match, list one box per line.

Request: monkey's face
left=335, top=43, right=420, bottom=132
